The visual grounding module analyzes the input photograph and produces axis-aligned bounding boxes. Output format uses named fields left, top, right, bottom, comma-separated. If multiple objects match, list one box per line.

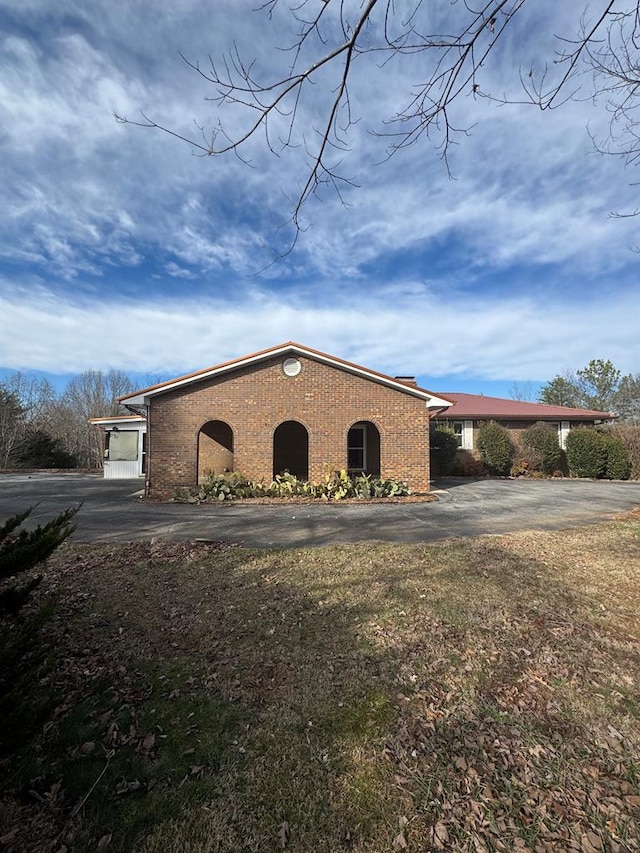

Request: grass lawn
left=1, top=515, right=640, bottom=852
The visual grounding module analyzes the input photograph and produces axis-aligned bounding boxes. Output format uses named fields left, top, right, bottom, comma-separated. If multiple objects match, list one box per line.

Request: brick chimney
left=395, top=375, right=418, bottom=387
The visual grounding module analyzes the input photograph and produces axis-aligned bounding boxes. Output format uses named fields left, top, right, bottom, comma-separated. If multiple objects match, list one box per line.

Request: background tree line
left=510, top=358, right=640, bottom=423
left=2, top=358, right=638, bottom=471
left=538, top=359, right=640, bottom=422
left=0, top=370, right=134, bottom=470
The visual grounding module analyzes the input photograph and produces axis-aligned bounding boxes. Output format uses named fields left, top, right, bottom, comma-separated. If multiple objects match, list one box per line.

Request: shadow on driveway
left=1, top=473, right=640, bottom=548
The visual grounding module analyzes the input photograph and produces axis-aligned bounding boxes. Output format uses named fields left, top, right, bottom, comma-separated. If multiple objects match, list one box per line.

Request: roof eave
left=118, top=342, right=453, bottom=406
left=435, top=411, right=616, bottom=420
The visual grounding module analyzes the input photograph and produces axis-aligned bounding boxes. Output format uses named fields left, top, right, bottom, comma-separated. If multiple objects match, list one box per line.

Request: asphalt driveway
left=1, top=473, right=640, bottom=547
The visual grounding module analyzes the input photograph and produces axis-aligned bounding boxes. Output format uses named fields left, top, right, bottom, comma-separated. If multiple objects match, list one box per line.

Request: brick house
left=116, top=342, right=452, bottom=498
left=432, top=392, right=615, bottom=452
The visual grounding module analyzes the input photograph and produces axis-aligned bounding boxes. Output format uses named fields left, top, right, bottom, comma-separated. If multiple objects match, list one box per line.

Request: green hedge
left=565, top=428, right=629, bottom=479
left=430, top=427, right=459, bottom=476
left=521, top=422, right=562, bottom=474
left=476, top=422, right=514, bottom=476
left=601, top=432, right=631, bottom=479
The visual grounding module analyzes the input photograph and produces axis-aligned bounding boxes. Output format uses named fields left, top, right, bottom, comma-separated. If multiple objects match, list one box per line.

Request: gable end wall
left=148, top=355, right=430, bottom=496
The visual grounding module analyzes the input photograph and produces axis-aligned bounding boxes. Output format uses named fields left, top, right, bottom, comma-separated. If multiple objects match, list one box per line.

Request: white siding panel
left=463, top=421, right=474, bottom=450
left=104, top=460, right=141, bottom=479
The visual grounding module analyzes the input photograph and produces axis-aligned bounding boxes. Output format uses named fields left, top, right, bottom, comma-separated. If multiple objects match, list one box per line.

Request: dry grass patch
left=1, top=520, right=639, bottom=852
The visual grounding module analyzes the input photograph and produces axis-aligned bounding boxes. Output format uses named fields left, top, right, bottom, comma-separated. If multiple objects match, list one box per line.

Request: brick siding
left=148, top=354, right=431, bottom=497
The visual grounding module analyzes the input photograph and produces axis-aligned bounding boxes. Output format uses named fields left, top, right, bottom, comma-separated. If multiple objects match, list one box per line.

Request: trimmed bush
left=476, top=422, right=514, bottom=476
left=565, top=428, right=607, bottom=478
left=430, top=427, right=459, bottom=476
left=520, top=422, right=562, bottom=475
left=610, top=424, right=640, bottom=479
left=565, top=428, right=630, bottom=480
left=600, top=432, right=631, bottom=480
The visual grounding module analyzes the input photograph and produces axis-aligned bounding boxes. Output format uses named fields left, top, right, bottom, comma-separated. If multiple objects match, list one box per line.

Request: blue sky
left=1, top=0, right=639, bottom=399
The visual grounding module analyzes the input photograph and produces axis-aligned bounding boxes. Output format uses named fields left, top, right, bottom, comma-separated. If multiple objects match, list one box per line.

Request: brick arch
left=347, top=420, right=381, bottom=477
left=197, top=420, right=234, bottom=483
left=273, top=420, right=309, bottom=481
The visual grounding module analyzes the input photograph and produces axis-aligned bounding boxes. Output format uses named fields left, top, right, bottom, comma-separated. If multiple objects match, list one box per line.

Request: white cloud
left=1, top=0, right=639, bottom=387
left=1, top=280, right=638, bottom=383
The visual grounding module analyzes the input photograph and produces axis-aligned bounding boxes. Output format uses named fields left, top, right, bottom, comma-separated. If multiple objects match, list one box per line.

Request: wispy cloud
left=1, top=278, right=638, bottom=384
left=0, top=0, right=638, bottom=390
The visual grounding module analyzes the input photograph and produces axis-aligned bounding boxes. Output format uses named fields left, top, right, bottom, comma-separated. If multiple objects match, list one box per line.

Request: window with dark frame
left=347, top=425, right=366, bottom=472
left=453, top=422, right=464, bottom=448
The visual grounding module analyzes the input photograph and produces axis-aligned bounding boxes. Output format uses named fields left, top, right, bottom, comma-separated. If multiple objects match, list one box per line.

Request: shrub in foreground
left=476, top=421, right=514, bottom=476
left=0, top=506, right=78, bottom=613
left=1, top=506, right=79, bottom=749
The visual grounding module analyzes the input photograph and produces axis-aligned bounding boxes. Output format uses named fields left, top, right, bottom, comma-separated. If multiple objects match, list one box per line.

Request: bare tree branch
left=115, top=0, right=638, bottom=244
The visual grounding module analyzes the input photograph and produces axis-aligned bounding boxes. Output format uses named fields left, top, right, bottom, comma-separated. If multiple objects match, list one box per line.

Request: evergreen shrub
left=521, top=422, right=562, bottom=474
left=565, top=428, right=629, bottom=479
left=600, top=432, right=631, bottom=480
left=476, top=422, right=514, bottom=476
left=0, top=506, right=78, bottom=613
left=566, top=428, right=607, bottom=478
left=430, top=427, right=459, bottom=476
left=17, top=431, right=77, bottom=469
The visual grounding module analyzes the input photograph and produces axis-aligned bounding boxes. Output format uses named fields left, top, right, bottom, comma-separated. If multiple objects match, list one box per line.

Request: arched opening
left=197, top=420, right=234, bottom=482
left=347, top=421, right=380, bottom=477
left=273, top=420, right=309, bottom=481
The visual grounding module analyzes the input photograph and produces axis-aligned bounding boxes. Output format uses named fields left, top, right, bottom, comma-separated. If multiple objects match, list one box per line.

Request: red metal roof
left=435, top=392, right=615, bottom=421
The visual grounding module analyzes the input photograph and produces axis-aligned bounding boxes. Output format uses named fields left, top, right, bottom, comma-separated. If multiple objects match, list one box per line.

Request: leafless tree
left=57, top=370, right=135, bottom=469
left=5, top=373, right=57, bottom=430
left=116, top=0, right=636, bottom=241
left=509, top=381, right=537, bottom=402
left=0, top=389, right=24, bottom=468
left=582, top=6, right=640, bottom=214
left=0, top=370, right=136, bottom=469
left=0, top=375, right=58, bottom=467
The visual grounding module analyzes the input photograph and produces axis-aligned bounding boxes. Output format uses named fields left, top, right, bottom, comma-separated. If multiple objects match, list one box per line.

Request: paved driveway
left=1, top=473, right=640, bottom=547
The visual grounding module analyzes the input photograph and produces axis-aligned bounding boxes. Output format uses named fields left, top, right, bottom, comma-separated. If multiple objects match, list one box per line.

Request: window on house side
left=108, top=430, right=139, bottom=461
left=348, top=425, right=366, bottom=471
left=452, top=422, right=464, bottom=449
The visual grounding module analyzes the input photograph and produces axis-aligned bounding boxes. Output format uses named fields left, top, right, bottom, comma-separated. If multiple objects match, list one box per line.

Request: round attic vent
left=282, top=357, right=301, bottom=377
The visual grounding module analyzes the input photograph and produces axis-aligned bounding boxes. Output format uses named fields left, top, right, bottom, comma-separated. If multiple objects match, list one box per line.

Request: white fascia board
left=122, top=344, right=298, bottom=405
left=90, top=416, right=147, bottom=429
left=425, top=396, right=455, bottom=410
left=122, top=344, right=453, bottom=405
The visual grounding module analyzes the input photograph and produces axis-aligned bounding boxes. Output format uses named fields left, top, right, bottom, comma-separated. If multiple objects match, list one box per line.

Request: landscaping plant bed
left=170, top=493, right=438, bottom=506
